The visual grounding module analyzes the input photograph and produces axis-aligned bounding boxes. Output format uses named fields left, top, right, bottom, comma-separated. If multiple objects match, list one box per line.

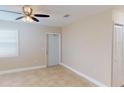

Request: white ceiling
left=0, top=5, right=114, bottom=27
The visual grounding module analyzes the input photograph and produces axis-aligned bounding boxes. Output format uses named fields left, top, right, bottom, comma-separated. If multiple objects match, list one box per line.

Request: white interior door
left=47, top=33, right=60, bottom=66
left=112, top=24, right=124, bottom=87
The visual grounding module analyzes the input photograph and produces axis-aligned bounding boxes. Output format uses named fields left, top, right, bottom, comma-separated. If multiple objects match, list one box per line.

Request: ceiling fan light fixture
left=0, top=6, right=50, bottom=23
left=23, top=16, right=33, bottom=22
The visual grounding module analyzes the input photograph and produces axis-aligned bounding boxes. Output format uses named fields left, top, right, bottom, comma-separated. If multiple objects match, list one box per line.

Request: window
left=0, top=30, right=18, bottom=57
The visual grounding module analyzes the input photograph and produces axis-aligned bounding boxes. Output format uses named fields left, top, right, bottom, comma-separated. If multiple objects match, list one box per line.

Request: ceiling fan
left=0, top=6, right=50, bottom=22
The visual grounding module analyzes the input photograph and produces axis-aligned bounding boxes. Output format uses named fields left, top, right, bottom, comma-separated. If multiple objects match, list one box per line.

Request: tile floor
left=0, top=65, right=96, bottom=87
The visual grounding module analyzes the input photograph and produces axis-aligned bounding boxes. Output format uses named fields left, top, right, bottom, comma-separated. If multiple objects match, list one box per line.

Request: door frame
left=45, top=32, right=61, bottom=67
left=112, top=23, right=124, bottom=86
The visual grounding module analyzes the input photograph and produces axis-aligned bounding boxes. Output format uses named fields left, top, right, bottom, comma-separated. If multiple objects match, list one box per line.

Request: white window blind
left=0, top=30, right=18, bottom=57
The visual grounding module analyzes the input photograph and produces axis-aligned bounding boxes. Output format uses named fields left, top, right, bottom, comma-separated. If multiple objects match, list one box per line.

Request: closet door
left=112, top=24, right=123, bottom=87
left=47, top=33, right=60, bottom=66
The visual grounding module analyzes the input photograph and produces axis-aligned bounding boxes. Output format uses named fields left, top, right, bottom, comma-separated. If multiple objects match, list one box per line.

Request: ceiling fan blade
left=31, top=17, right=39, bottom=22
left=0, top=10, right=22, bottom=14
left=34, top=14, right=50, bottom=17
left=16, top=16, right=24, bottom=20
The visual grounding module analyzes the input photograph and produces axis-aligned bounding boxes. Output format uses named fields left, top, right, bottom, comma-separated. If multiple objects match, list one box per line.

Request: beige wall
left=0, top=20, right=61, bottom=71
left=62, top=10, right=113, bottom=86
left=113, top=9, right=124, bottom=24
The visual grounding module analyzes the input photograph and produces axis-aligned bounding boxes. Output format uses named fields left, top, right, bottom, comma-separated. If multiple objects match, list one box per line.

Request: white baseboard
left=0, top=65, right=46, bottom=75
left=60, top=63, right=107, bottom=87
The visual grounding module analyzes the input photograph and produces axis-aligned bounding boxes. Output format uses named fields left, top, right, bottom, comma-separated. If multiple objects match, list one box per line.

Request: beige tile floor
left=0, top=65, right=96, bottom=87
